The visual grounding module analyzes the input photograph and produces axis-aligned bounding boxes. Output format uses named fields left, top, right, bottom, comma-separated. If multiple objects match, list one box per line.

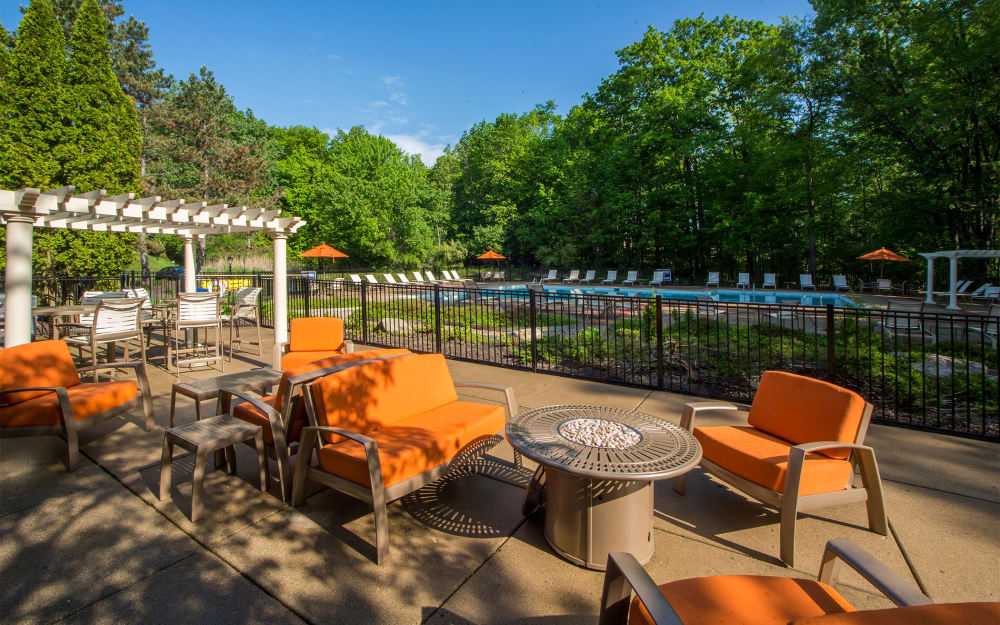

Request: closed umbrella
left=857, top=247, right=909, bottom=278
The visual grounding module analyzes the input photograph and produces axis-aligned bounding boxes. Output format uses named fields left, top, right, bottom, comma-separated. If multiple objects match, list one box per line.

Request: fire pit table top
left=506, top=404, right=702, bottom=480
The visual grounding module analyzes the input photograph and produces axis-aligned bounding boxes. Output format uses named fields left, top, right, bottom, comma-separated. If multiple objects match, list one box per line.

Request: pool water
left=474, top=285, right=861, bottom=308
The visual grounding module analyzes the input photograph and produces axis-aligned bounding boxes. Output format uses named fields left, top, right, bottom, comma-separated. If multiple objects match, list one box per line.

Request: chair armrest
left=221, top=389, right=285, bottom=439
left=818, top=538, right=931, bottom=607
left=343, top=340, right=354, bottom=353
left=55, top=322, right=92, bottom=329
left=0, top=385, right=67, bottom=397
left=599, top=552, right=683, bottom=625
left=453, top=382, right=518, bottom=420
left=299, top=425, right=383, bottom=490
left=679, top=401, right=749, bottom=432
left=279, top=341, right=289, bottom=356
left=77, top=361, right=146, bottom=373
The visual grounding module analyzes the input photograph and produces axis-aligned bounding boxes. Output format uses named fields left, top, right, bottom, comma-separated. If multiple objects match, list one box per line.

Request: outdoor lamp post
left=227, top=255, right=233, bottom=274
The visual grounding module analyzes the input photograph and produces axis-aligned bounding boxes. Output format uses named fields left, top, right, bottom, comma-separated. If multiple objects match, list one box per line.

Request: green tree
left=0, top=0, right=66, bottom=189
left=62, top=0, right=141, bottom=194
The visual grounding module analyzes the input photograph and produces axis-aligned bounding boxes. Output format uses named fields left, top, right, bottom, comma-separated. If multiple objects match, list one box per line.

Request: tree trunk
left=138, top=109, right=150, bottom=279
left=805, top=153, right=817, bottom=275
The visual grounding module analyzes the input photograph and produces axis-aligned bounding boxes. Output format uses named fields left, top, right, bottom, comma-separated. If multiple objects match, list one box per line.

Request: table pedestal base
left=542, top=467, right=653, bottom=571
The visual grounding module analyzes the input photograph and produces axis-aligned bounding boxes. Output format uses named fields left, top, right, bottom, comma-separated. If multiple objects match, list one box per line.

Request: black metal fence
left=24, top=274, right=998, bottom=440
left=248, top=277, right=999, bottom=440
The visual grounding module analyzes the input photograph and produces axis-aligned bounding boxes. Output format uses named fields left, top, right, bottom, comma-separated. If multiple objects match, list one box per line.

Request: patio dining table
left=32, top=304, right=98, bottom=340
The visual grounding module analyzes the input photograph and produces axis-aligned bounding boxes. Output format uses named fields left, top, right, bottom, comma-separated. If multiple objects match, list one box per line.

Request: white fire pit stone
left=558, top=418, right=642, bottom=450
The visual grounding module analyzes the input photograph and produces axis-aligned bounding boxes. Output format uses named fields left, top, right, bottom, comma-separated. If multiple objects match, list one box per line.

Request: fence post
left=529, top=289, right=538, bottom=372
left=826, top=304, right=836, bottom=374
left=656, top=295, right=664, bottom=388
left=434, top=284, right=443, bottom=353
left=303, top=277, right=311, bottom=318
left=361, top=281, right=369, bottom=345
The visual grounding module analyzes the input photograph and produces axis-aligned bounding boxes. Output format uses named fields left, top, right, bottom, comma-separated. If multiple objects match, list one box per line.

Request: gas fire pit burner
left=557, top=418, right=641, bottom=449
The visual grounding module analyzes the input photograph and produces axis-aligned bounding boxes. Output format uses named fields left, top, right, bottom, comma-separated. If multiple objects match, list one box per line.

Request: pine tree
left=0, top=0, right=67, bottom=189
left=63, top=0, right=140, bottom=194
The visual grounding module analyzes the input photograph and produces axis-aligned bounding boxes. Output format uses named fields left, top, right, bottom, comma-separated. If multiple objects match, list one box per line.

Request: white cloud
left=387, top=133, right=446, bottom=166
left=389, top=91, right=408, bottom=105
left=390, top=116, right=409, bottom=124
left=327, top=53, right=343, bottom=61
left=320, top=127, right=338, bottom=138
left=372, top=100, right=389, bottom=108
left=380, top=75, right=401, bottom=86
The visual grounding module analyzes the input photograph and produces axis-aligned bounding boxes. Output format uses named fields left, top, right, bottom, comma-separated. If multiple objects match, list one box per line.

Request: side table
left=159, top=415, right=267, bottom=522
left=170, top=366, right=282, bottom=426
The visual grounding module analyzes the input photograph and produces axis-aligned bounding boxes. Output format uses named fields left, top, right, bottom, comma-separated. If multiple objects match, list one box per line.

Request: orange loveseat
left=599, top=538, right=998, bottom=625
left=224, top=348, right=411, bottom=501
left=673, top=370, right=886, bottom=566
left=279, top=317, right=353, bottom=369
left=0, top=340, right=153, bottom=470
left=290, top=352, right=520, bottom=563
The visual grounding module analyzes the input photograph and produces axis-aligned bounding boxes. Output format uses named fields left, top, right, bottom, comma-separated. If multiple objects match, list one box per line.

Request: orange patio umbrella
left=476, top=250, right=506, bottom=260
left=299, top=243, right=348, bottom=275
left=857, top=247, right=909, bottom=278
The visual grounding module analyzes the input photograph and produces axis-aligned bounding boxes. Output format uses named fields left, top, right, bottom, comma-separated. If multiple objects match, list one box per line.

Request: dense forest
left=1, top=0, right=997, bottom=283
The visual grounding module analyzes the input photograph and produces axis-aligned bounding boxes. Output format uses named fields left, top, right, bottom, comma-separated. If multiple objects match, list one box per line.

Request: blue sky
left=2, top=1, right=815, bottom=164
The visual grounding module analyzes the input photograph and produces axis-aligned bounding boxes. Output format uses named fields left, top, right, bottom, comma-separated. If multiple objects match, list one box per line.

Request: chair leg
left=169, top=389, right=177, bottom=428
left=373, top=488, right=390, bottom=564
left=672, top=473, right=686, bottom=495
left=255, top=311, right=262, bottom=356
left=857, top=449, right=889, bottom=536
left=779, top=493, right=800, bottom=567
left=224, top=445, right=237, bottom=474
left=253, top=431, right=268, bottom=493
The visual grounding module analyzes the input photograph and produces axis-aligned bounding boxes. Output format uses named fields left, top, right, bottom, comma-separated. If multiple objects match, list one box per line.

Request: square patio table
left=169, top=366, right=282, bottom=427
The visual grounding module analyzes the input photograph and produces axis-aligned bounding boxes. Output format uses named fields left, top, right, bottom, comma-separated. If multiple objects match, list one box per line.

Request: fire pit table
left=506, top=405, right=701, bottom=570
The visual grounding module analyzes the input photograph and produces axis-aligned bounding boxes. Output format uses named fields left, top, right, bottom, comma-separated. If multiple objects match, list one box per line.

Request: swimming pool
left=475, top=285, right=861, bottom=308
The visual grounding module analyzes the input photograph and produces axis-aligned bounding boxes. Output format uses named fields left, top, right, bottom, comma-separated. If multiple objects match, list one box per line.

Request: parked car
left=155, top=266, right=184, bottom=279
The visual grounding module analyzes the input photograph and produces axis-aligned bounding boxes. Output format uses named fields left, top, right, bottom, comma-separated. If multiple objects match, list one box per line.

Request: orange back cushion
left=748, top=371, right=867, bottom=459
left=289, top=317, right=345, bottom=352
left=310, top=353, right=457, bottom=433
left=0, top=340, right=81, bottom=405
left=274, top=348, right=411, bottom=410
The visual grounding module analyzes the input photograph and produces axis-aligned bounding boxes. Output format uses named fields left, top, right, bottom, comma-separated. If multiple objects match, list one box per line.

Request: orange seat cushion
left=233, top=348, right=411, bottom=445
left=1, top=380, right=138, bottom=427
left=310, top=353, right=458, bottom=434
left=318, top=400, right=505, bottom=487
left=630, top=575, right=854, bottom=625
left=748, top=371, right=866, bottom=459
left=280, top=350, right=348, bottom=370
left=0, top=340, right=81, bottom=405
left=695, top=425, right=853, bottom=495
left=288, top=317, right=345, bottom=352
left=792, top=602, right=1000, bottom=624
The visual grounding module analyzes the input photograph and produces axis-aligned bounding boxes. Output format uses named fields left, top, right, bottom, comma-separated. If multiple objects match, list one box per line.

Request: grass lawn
left=127, top=255, right=175, bottom=273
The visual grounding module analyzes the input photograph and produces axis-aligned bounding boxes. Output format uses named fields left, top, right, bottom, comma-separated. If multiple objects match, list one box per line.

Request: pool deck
left=2, top=327, right=997, bottom=624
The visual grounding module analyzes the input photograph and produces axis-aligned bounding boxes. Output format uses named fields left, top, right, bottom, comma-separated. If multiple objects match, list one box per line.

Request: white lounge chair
left=383, top=274, right=397, bottom=284
left=349, top=274, right=362, bottom=284
left=424, top=270, right=444, bottom=283
left=736, top=273, right=750, bottom=290
left=919, top=280, right=969, bottom=298
left=961, top=283, right=990, bottom=300
left=412, top=271, right=429, bottom=284
left=966, top=304, right=998, bottom=348
left=492, top=270, right=505, bottom=281
left=578, top=270, right=596, bottom=284
left=800, top=274, right=816, bottom=291
left=694, top=295, right=721, bottom=316
left=878, top=301, right=935, bottom=345
left=762, top=273, right=777, bottom=290
left=538, top=270, right=557, bottom=284
left=706, top=271, right=720, bottom=287
left=648, top=270, right=666, bottom=286
left=365, top=274, right=379, bottom=284
left=563, top=270, right=580, bottom=283
left=396, top=273, right=410, bottom=284
left=972, top=285, right=1000, bottom=303
left=601, top=270, right=617, bottom=285
left=621, top=271, right=639, bottom=286
left=833, top=275, right=850, bottom=292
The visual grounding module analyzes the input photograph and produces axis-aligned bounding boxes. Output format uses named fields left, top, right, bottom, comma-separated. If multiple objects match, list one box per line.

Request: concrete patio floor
left=1, top=329, right=997, bottom=624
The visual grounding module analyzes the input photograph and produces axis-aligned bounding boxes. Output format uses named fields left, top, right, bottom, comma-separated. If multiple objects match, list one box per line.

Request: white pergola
left=1, top=186, right=306, bottom=368
left=919, top=249, right=1000, bottom=310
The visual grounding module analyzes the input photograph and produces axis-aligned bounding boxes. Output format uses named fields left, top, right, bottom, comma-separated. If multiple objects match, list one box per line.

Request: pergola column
left=4, top=216, right=34, bottom=347
left=924, top=256, right=935, bottom=305
left=272, top=233, right=288, bottom=369
left=182, top=235, right=196, bottom=293
left=946, top=256, right=960, bottom=311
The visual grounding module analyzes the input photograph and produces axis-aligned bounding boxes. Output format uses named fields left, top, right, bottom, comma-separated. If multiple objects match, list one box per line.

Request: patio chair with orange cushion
left=221, top=348, right=411, bottom=502
left=279, top=317, right=354, bottom=369
left=599, top=538, right=998, bottom=625
left=0, top=340, right=153, bottom=471
left=291, top=352, right=521, bottom=563
left=672, top=370, right=887, bottom=567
